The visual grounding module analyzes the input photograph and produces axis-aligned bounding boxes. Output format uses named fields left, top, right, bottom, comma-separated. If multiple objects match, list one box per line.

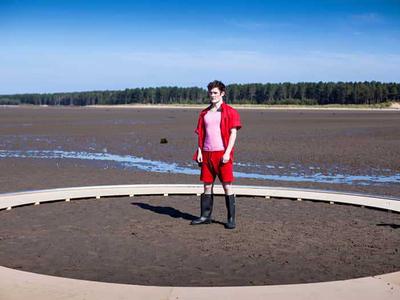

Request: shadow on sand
left=376, top=223, right=400, bottom=229
left=131, top=202, right=196, bottom=221
left=131, top=202, right=226, bottom=225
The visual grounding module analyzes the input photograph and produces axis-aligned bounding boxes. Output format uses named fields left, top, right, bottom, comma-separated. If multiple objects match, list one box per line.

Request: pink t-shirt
left=203, top=111, right=225, bottom=151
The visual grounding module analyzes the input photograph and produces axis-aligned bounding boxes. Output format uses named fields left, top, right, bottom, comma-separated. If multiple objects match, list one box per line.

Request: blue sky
left=1, top=0, right=399, bottom=94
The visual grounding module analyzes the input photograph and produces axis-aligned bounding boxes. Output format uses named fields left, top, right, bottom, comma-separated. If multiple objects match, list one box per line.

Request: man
left=191, top=80, right=242, bottom=229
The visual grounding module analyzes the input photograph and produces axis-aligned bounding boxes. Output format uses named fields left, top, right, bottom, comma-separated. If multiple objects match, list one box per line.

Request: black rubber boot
left=224, top=194, right=236, bottom=229
left=190, top=193, right=213, bottom=225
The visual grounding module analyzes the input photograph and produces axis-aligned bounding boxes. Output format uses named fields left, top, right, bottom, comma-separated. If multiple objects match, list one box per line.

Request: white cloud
left=223, top=18, right=293, bottom=30
left=350, top=13, right=383, bottom=24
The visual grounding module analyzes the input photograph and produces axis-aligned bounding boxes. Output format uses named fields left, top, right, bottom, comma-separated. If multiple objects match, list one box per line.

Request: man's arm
left=222, top=128, right=237, bottom=163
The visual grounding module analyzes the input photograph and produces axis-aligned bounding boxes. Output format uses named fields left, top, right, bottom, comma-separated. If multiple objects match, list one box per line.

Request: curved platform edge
left=0, top=184, right=399, bottom=212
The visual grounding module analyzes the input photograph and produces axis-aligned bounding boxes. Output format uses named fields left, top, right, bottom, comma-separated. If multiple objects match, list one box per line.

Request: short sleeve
left=194, top=115, right=202, bottom=134
left=229, top=109, right=242, bottom=130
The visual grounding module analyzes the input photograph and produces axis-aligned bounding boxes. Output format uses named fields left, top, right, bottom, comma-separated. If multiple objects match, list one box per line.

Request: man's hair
left=207, top=80, right=226, bottom=93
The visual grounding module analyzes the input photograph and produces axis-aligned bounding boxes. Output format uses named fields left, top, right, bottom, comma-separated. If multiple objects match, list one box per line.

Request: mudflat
left=0, top=106, right=399, bottom=286
left=0, top=106, right=399, bottom=196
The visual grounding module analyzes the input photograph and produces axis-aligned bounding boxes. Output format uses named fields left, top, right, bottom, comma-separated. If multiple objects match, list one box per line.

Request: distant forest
left=1, top=81, right=399, bottom=106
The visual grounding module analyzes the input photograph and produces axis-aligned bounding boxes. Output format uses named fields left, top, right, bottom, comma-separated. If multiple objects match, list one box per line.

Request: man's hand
left=222, top=152, right=230, bottom=164
left=197, top=150, right=203, bottom=163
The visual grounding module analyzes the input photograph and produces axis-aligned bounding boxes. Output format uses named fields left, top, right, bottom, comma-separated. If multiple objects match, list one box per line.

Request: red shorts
left=200, top=150, right=234, bottom=184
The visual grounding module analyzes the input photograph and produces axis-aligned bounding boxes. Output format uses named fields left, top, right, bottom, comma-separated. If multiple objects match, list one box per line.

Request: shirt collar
left=206, top=101, right=224, bottom=112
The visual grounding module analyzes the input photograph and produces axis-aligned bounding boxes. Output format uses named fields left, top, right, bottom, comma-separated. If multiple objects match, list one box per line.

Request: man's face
left=209, top=87, right=225, bottom=104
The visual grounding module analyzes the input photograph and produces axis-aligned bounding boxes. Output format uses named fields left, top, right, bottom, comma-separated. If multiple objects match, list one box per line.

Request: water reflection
left=0, top=150, right=399, bottom=186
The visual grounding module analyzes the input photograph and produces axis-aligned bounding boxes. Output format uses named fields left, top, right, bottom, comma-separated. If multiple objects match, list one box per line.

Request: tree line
left=0, top=81, right=399, bottom=106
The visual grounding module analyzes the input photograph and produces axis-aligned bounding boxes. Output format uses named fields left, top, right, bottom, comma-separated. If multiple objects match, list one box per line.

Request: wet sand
left=0, top=106, right=399, bottom=195
left=0, top=106, right=399, bottom=286
left=1, top=195, right=399, bottom=286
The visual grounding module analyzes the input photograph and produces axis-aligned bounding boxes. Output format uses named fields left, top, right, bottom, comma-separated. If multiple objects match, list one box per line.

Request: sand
left=0, top=106, right=399, bottom=286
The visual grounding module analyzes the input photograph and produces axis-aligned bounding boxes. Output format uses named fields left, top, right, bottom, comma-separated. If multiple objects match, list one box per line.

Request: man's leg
left=222, top=182, right=233, bottom=196
left=191, top=150, right=216, bottom=225
left=219, top=152, right=236, bottom=229
left=204, top=182, right=214, bottom=195
left=222, top=182, right=236, bottom=229
left=191, top=182, right=214, bottom=225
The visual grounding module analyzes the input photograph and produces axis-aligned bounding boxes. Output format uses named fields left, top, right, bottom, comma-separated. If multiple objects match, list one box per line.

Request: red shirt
left=193, top=102, right=242, bottom=161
